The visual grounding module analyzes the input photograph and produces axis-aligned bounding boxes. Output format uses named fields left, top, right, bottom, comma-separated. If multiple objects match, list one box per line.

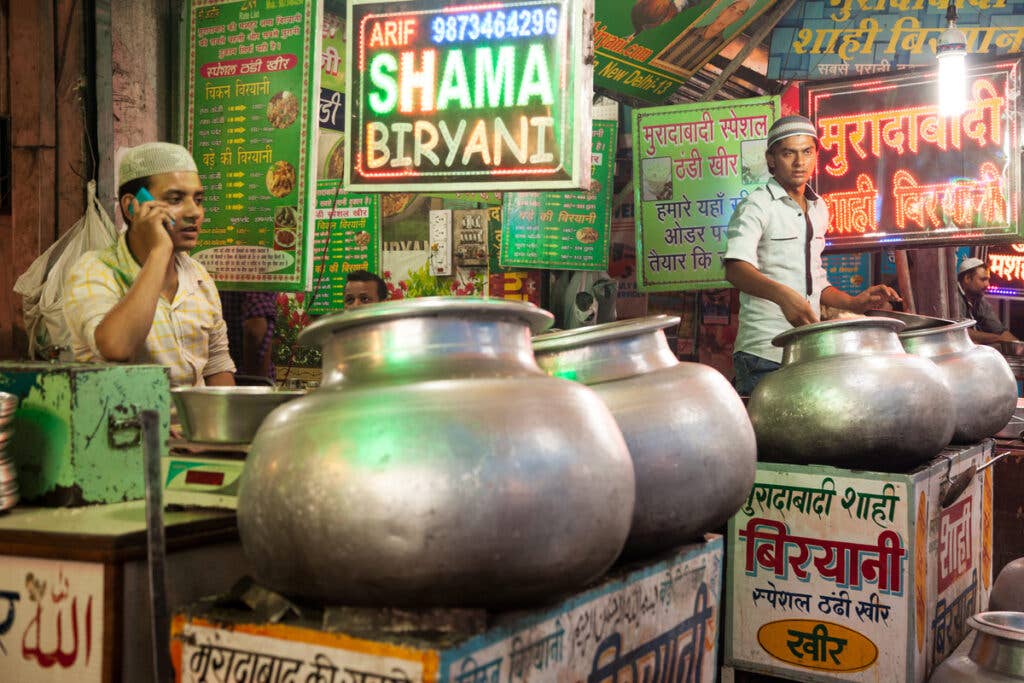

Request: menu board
left=499, top=120, right=616, bottom=270
left=186, top=0, right=320, bottom=291
left=824, top=252, right=871, bottom=297
left=307, top=6, right=381, bottom=316
left=634, top=96, right=779, bottom=292
left=805, top=56, right=1023, bottom=251
left=344, top=0, right=593, bottom=192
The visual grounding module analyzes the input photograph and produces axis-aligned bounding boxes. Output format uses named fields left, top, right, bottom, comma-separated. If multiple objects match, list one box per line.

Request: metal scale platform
left=163, top=440, right=249, bottom=509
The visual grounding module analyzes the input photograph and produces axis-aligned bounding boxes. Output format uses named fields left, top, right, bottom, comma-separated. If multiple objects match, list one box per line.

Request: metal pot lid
left=771, top=316, right=906, bottom=347
left=969, top=611, right=1024, bottom=642
left=532, top=315, right=681, bottom=353
left=298, top=296, right=555, bottom=347
left=865, top=309, right=956, bottom=330
left=898, top=318, right=976, bottom=339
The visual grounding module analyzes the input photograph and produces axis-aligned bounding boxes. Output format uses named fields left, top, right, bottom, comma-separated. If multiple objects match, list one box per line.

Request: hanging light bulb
left=937, top=0, right=968, bottom=117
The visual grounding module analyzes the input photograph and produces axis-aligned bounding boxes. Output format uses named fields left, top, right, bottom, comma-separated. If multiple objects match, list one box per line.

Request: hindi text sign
left=634, top=96, right=778, bottom=292
left=806, top=57, right=1022, bottom=251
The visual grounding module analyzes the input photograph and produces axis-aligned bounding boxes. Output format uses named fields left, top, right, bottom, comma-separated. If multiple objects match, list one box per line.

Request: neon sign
left=803, top=56, right=1022, bottom=251
left=984, top=243, right=1024, bottom=297
left=345, top=0, right=593, bottom=192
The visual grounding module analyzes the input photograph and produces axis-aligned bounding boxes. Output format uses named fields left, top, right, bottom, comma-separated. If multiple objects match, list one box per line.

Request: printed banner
left=345, top=0, right=593, bottom=192
left=500, top=120, right=617, bottom=270
left=769, top=0, right=1024, bottom=81
left=0, top=556, right=104, bottom=682
left=806, top=58, right=1022, bottom=250
left=633, top=96, right=778, bottom=292
left=187, top=0, right=320, bottom=290
left=595, top=0, right=777, bottom=105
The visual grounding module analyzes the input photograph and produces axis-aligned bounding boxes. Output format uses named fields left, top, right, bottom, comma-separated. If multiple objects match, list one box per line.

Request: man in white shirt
left=724, top=115, right=900, bottom=395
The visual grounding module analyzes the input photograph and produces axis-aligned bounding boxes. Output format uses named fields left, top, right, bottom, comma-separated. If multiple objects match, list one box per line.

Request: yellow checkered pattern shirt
left=63, top=234, right=235, bottom=386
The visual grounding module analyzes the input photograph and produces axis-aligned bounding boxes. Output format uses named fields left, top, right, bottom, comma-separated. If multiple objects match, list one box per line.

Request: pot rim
left=771, top=316, right=906, bottom=347
left=898, top=318, right=976, bottom=339
left=171, top=386, right=304, bottom=397
left=969, top=611, right=1024, bottom=642
left=865, top=309, right=957, bottom=331
left=532, top=315, right=681, bottom=353
left=298, top=297, right=554, bottom=347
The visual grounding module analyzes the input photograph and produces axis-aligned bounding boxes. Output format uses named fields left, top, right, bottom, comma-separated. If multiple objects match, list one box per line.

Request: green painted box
left=0, top=362, right=170, bottom=506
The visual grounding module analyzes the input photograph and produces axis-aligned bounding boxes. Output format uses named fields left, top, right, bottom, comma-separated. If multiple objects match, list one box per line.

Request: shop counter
left=722, top=441, right=993, bottom=683
left=0, top=501, right=244, bottom=681
left=172, top=535, right=723, bottom=683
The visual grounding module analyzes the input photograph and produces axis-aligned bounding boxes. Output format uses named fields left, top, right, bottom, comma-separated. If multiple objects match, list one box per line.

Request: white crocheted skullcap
left=766, top=115, right=819, bottom=150
left=957, top=257, right=985, bottom=276
left=119, top=142, right=198, bottom=185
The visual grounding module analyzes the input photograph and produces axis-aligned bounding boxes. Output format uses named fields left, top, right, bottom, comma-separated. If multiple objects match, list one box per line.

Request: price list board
left=634, top=96, right=778, bottom=292
left=307, top=187, right=380, bottom=315
left=186, top=0, right=320, bottom=291
left=499, top=120, right=617, bottom=270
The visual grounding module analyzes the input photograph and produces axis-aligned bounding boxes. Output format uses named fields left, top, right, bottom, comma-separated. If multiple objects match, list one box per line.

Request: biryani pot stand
left=237, top=298, right=636, bottom=608
left=748, top=317, right=956, bottom=468
left=533, top=316, right=757, bottom=557
left=900, top=320, right=1017, bottom=444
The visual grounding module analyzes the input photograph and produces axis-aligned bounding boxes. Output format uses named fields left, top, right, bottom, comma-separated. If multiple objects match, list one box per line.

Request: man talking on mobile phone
left=63, top=142, right=235, bottom=386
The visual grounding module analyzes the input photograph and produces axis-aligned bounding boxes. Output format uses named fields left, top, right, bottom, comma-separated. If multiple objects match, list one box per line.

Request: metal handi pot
left=532, top=316, right=756, bottom=556
left=898, top=320, right=1017, bottom=444
left=237, top=297, right=636, bottom=607
left=748, top=317, right=956, bottom=469
left=929, top=612, right=1024, bottom=682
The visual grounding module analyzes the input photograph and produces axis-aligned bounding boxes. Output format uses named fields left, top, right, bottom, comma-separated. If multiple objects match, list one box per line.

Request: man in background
left=344, top=270, right=387, bottom=309
left=221, top=291, right=277, bottom=382
left=957, top=257, right=1020, bottom=345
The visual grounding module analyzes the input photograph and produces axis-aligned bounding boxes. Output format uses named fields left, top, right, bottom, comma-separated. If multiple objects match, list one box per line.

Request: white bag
left=13, top=180, right=118, bottom=358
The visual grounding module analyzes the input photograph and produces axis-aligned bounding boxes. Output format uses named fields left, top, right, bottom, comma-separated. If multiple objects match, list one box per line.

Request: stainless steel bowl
left=171, top=386, right=304, bottom=444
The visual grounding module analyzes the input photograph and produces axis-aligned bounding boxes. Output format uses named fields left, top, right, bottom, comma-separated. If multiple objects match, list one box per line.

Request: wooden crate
left=173, top=535, right=724, bottom=682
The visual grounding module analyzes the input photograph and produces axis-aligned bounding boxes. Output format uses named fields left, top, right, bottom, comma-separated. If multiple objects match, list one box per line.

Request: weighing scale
left=163, top=440, right=248, bottom=509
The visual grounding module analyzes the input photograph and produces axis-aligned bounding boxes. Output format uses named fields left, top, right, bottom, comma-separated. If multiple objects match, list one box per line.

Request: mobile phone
left=128, top=187, right=154, bottom=216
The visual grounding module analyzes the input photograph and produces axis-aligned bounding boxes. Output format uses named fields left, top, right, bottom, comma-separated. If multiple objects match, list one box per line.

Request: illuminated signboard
left=804, top=56, right=1022, bottom=251
left=985, top=244, right=1024, bottom=298
left=345, top=0, right=593, bottom=192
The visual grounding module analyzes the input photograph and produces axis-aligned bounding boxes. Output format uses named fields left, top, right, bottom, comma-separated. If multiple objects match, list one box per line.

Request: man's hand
left=853, top=284, right=902, bottom=313
left=777, top=288, right=819, bottom=327
left=130, top=198, right=175, bottom=260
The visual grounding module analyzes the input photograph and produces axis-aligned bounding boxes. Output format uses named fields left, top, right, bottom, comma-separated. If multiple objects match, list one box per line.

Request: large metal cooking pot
left=532, top=315, right=756, bottom=557
left=898, top=320, right=1017, bottom=443
left=237, top=297, right=636, bottom=607
left=748, top=317, right=956, bottom=468
left=929, top=612, right=1024, bottom=682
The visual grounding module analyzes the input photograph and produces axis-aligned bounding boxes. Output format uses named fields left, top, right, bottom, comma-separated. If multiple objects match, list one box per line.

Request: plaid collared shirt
left=63, top=233, right=235, bottom=386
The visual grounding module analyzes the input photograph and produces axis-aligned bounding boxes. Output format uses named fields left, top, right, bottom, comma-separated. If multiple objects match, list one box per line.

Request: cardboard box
left=0, top=362, right=170, bottom=505
left=172, top=536, right=723, bottom=682
left=723, top=441, right=992, bottom=683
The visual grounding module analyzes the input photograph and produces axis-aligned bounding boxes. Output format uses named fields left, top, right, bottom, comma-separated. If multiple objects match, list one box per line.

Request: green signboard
left=500, top=120, right=617, bottom=270
left=186, top=0, right=320, bottom=291
left=345, top=0, right=592, bottom=192
left=594, top=0, right=776, bottom=105
left=307, top=187, right=380, bottom=315
left=634, top=96, right=778, bottom=292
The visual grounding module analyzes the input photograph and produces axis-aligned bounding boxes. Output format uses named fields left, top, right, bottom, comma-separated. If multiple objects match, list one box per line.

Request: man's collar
left=765, top=177, right=820, bottom=202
